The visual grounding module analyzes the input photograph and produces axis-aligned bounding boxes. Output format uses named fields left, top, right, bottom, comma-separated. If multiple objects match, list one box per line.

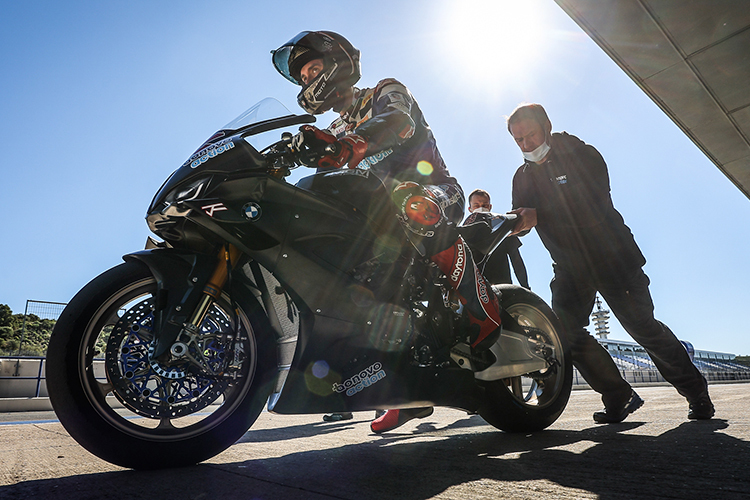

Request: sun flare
left=435, top=0, right=551, bottom=92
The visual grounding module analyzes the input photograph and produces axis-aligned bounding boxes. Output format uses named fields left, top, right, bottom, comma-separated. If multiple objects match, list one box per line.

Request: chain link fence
left=17, top=300, right=67, bottom=356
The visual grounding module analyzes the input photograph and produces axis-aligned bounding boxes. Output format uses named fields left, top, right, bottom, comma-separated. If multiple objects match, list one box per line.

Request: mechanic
left=507, top=103, right=714, bottom=422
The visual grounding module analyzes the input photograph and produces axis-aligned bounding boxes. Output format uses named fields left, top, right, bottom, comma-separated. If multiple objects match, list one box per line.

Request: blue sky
left=2, top=1, right=748, bottom=355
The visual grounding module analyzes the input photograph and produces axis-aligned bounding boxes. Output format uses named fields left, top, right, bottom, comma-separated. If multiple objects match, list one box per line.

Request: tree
left=0, top=304, right=12, bottom=327
left=0, top=304, right=57, bottom=356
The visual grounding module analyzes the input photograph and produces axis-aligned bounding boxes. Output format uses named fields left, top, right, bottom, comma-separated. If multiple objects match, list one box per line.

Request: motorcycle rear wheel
left=478, top=284, right=572, bottom=433
left=46, top=260, right=276, bottom=469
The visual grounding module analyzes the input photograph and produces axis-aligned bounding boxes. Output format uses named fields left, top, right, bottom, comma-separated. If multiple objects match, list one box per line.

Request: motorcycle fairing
left=149, top=148, right=523, bottom=415
left=458, top=212, right=519, bottom=267
left=269, top=342, right=485, bottom=414
left=149, top=111, right=314, bottom=215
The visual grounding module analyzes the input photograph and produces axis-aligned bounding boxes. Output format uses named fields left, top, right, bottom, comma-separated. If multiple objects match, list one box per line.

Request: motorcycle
left=47, top=98, right=572, bottom=470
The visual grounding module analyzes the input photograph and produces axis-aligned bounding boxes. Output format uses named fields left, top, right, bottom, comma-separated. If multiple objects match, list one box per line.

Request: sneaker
left=688, top=394, right=715, bottom=420
left=370, top=407, right=434, bottom=434
left=323, top=412, right=353, bottom=422
left=593, top=390, right=644, bottom=424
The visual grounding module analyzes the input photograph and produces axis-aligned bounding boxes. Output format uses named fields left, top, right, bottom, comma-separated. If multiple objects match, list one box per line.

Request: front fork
left=160, top=245, right=242, bottom=373
left=130, top=244, right=242, bottom=363
left=183, top=244, right=242, bottom=335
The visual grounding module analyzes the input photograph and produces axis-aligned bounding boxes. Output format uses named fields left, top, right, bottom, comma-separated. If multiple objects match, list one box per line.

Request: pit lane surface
left=1, top=384, right=748, bottom=500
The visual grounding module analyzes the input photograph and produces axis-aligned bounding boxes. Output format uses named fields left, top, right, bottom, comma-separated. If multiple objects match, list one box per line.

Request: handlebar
left=261, top=130, right=342, bottom=176
left=459, top=212, right=519, bottom=263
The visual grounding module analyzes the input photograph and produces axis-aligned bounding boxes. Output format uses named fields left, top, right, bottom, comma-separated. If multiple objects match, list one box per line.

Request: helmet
left=272, top=31, right=361, bottom=114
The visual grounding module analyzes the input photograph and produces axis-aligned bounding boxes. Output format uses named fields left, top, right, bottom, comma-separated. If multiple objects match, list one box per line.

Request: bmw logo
left=243, top=202, right=262, bottom=221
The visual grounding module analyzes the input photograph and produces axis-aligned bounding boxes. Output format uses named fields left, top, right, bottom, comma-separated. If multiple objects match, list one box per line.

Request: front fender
left=124, top=248, right=218, bottom=358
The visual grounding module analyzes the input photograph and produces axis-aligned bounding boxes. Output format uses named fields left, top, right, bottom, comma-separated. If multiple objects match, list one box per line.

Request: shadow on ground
left=2, top=416, right=747, bottom=500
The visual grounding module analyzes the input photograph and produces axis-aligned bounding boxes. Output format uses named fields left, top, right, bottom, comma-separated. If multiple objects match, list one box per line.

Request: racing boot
left=370, top=407, right=434, bottom=434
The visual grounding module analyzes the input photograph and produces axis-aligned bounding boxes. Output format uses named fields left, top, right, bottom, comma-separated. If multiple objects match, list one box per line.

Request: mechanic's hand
left=509, top=207, right=537, bottom=235
left=292, top=125, right=368, bottom=169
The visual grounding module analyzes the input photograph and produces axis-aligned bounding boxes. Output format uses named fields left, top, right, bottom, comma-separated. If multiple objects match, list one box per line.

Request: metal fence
left=0, top=356, right=48, bottom=398
left=17, top=299, right=67, bottom=356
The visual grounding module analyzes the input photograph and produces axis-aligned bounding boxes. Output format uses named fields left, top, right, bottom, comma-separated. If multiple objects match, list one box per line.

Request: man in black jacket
left=506, top=103, right=714, bottom=422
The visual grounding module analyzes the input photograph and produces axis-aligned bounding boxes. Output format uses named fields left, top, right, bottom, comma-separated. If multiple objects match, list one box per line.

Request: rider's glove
left=292, top=125, right=368, bottom=169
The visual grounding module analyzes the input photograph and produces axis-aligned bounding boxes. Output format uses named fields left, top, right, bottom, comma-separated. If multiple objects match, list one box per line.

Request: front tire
left=478, top=284, right=572, bottom=433
left=46, top=260, right=276, bottom=469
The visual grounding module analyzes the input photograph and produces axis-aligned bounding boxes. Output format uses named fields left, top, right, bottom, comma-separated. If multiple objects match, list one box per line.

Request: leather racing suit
left=325, top=78, right=501, bottom=349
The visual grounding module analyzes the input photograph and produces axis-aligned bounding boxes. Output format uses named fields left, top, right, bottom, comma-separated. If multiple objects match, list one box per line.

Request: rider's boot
left=370, top=407, right=434, bottom=434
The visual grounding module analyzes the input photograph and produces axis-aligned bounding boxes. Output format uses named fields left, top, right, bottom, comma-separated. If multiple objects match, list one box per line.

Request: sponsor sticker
left=201, top=203, right=228, bottom=217
left=332, top=362, right=386, bottom=397
left=189, top=140, right=235, bottom=169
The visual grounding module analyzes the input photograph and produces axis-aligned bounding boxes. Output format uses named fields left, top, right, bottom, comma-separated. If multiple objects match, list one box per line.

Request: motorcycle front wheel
left=478, top=284, right=573, bottom=433
left=46, top=260, right=276, bottom=469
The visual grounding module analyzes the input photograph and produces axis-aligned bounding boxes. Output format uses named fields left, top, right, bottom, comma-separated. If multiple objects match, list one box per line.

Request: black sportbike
left=47, top=99, right=572, bottom=470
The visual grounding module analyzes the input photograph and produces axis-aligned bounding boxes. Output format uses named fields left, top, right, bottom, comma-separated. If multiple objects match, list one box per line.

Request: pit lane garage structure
left=555, top=0, right=750, bottom=200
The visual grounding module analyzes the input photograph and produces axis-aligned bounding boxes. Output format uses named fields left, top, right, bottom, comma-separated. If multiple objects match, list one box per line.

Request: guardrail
left=0, top=356, right=108, bottom=412
left=2, top=356, right=749, bottom=413
left=0, top=356, right=48, bottom=398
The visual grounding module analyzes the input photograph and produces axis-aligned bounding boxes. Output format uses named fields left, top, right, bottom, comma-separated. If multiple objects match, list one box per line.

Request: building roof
left=555, top=0, right=750, bottom=199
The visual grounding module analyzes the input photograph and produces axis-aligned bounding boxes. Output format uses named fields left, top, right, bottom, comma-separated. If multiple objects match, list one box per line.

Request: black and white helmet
left=272, top=31, right=361, bottom=114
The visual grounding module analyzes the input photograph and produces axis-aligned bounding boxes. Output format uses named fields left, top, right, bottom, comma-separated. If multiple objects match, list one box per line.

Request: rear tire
left=478, top=284, right=572, bottom=432
left=46, top=260, right=276, bottom=469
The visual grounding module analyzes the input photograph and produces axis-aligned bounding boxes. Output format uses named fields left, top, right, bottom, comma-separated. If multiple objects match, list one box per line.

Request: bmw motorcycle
left=47, top=98, right=572, bottom=470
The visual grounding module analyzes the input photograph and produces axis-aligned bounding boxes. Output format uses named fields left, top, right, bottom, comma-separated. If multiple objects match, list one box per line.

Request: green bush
left=0, top=304, right=56, bottom=356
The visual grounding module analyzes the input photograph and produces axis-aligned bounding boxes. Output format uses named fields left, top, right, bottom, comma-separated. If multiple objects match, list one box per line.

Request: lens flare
left=305, top=361, right=341, bottom=396
left=417, top=161, right=434, bottom=176
left=311, top=360, right=330, bottom=379
left=374, top=234, right=403, bottom=263
left=433, top=0, right=554, bottom=94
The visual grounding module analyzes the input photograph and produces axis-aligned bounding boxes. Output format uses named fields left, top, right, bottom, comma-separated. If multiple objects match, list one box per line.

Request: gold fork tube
left=186, top=244, right=241, bottom=328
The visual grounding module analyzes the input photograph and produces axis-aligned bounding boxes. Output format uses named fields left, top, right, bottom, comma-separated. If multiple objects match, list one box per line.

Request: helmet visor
left=272, top=45, right=298, bottom=84
left=272, top=31, right=324, bottom=85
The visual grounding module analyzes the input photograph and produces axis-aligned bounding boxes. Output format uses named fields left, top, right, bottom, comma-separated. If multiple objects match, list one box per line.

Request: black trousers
left=551, top=265, right=708, bottom=409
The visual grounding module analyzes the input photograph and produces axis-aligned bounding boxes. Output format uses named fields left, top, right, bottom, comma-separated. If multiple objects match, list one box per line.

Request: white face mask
left=522, top=141, right=551, bottom=163
left=472, top=207, right=490, bottom=213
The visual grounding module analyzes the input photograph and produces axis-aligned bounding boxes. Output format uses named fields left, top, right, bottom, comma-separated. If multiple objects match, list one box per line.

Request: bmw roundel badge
left=243, top=202, right=262, bottom=221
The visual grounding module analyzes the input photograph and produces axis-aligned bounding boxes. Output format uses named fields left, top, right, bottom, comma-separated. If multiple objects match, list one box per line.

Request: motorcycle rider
left=272, top=31, right=503, bottom=433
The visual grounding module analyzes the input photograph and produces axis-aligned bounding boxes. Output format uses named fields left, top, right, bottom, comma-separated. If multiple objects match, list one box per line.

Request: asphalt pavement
left=1, top=383, right=748, bottom=500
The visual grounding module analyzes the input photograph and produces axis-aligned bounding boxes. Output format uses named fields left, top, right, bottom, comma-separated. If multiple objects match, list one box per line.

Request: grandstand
left=587, top=338, right=750, bottom=384
left=576, top=296, right=750, bottom=385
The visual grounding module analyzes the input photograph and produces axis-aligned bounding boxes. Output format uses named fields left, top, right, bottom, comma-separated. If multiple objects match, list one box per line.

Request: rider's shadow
left=225, top=417, right=748, bottom=500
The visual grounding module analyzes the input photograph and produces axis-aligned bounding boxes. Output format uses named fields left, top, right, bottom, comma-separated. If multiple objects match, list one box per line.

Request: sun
left=434, top=0, right=551, bottom=93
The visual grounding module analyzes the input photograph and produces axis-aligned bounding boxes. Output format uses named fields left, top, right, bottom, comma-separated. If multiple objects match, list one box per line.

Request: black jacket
left=512, top=132, right=645, bottom=280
